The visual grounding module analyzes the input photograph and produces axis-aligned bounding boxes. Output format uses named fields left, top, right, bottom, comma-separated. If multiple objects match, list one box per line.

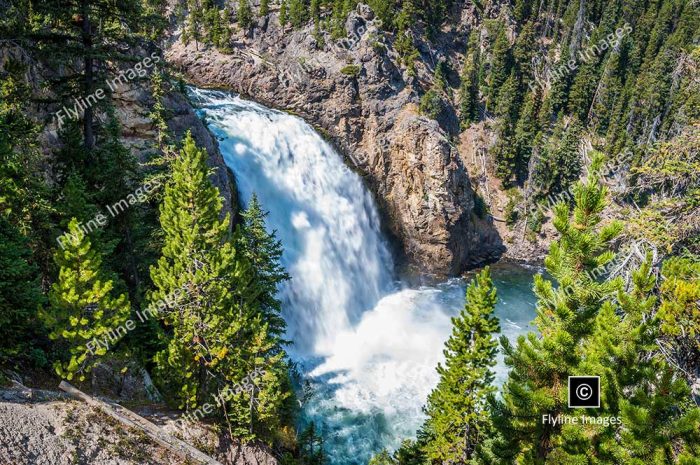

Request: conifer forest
left=0, top=0, right=698, bottom=464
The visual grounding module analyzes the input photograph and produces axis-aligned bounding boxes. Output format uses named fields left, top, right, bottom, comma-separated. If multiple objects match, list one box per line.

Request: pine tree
left=288, top=0, right=307, bottom=28
left=259, top=0, right=269, bottom=17
left=237, top=194, right=289, bottom=338
left=486, top=24, right=512, bottom=112
left=421, top=267, right=500, bottom=464
left=205, top=6, right=223, bottom=45
left=514, top=88, right=541, bottom=182
left=366, top=0, right=393, bottom=27
left=298, top=422, right=326, bottom=465
left=592, top=259, right=700, bottom=463
left=395, top=0, right=420, bottom=76
left=30, top=0, right=144, bottom=150
left=494, top=72, right=521, bottom=123
left=148, top=68, right=171, bottom=152
left=433, top=61, right=450, bottom=93
left=150, top=133, right=290, bottom=441
left=369, top=449, right=395, bottom=465
left=492, top=73, right=521, bottom=186
left=423, top=0, right=449, bottom=40
left=487, top=155, right=624, bottom=462
left=42, top=218, right=131, bottom=381
left=393, top=439, right=426, bottom=465
left=150, top=131, right=241, bottom=407
left=0, top=215, right=45, bottom=366
left=93, top=109, right=147, bottom=293
left=219, top=7, right=233, bottom=51
left=310, top=0, right=321, bottom=41
left=459, top=30, right=481, bottom=128
left=238, top=0, right=253, bottom=30
left=547, top=46, right=573, bottom=116
left=656, top=255, right=700, bottom=387
left=589, top=48, right=624, bottom=135
left=530, top=116, right=582, bottom=198
left=279, top=0, right=288, bottom=27
left=513, top=21, right=536, bottom=82
left=567, top=62, right=599, bottom=124
left=187, top=0, right=204, bottom=49
left=0, top=58, right=54, bottom=279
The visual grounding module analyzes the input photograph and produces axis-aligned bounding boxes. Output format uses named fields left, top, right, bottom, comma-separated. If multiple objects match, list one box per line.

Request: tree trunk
left=81, top=0, right=94, bottom=151
left=464, top=421, right=471, bottom=463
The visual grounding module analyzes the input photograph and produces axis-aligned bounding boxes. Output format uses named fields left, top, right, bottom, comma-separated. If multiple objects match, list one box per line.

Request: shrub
left=504, top=188, right=523, bottom=227
left=419, top=89, right=444, bottom=120
left=340, top=64, right=361, bottom=77
left=474, top=193, right=489, bottom=219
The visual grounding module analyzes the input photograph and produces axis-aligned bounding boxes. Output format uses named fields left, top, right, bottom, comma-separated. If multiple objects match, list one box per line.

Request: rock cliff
left=0, top=43, right=237, bottom=218
left=166, top=4, right=505, bottom=275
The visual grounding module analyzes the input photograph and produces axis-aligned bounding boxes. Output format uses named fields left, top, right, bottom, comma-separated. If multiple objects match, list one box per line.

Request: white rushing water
left=190, top=88, right=537, bottom=464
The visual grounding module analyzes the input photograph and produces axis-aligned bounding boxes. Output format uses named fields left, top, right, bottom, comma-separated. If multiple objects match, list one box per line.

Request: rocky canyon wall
left=166, top=4, right=504, bottom=275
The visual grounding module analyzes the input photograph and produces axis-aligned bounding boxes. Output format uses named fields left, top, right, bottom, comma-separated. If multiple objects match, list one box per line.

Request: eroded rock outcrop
left=165, top=4, right=504, bottom=274
left=0, top=382, right=278, bottom=465
left=0, top=44, right=237, bottom=217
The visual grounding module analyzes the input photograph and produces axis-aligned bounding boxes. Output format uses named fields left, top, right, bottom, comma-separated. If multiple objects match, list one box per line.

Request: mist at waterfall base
left=190, top=88, right=538, bottom=464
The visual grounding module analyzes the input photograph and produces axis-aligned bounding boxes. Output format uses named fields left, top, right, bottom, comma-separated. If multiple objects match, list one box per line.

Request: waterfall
left=189, top=88, right=394, bottom=356
left=190, top=88, right=538, bottom=465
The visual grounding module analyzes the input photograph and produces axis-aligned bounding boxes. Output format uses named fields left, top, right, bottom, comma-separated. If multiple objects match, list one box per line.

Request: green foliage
left=150, top=129, right=239, bottom=404
left=27, top=0, right=145, bottom=149
left=238, top=0, right=254, bottom=30
left=486, top=24, right=512, bottom=112
left=288, top=0, right=307, bottom=28
left=260, top=0, right=269, bottom=17
left=504, top=188, right=523, bottom=227
left=421, top=267, right=500, bottom=463
left=483, top=158, right=700, bottom=462
left=530, top=117, right=582, bottom=198
left=0, top=216, right=45, bottom=366
left=150, top=133, right=291, bottom=443
left=656, top=255, right=700, bottom=383
left=433, top=61, right=450, bottom=93
left=42, top=219, right=131, bottom=381
left=512, top=21, right=536, bottom=79
left=0, top=58, right=54, bottom=277
left=369, top=449, right=395, bottom=465
left=486, top=162, right=624, bottom=461
left=419, top=89, right=444, bottom=120
left=395, top=0, right=420, bottom=76
left=525, top=207, right=544, bottom=234
left=340, top=64, right=361, bottom=77
left=393, top=439, right=426, bottom=465
left=310, top=0, right=320, bottom=29
left=186, top=0, right=204, bottom=47
left=492, top=72, right=523, bottom=185
left=513, top=88, right=541, bottom=182
left=459, top=30, right=481, bottom=127
left=236, top=194, right=290, bottom=339
left=366, top=0, right=394, bottom=28
left=473, top=193, right=488, bottom=220
left=298, top=422, right=326, bottom=465
left=280, top=0, right=288, bottom=26
left=148, top=68, right=171, bottom=152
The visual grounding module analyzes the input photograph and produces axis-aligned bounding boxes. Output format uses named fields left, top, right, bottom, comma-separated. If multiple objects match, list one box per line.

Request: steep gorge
left=165, top=3, right=505, bottom=275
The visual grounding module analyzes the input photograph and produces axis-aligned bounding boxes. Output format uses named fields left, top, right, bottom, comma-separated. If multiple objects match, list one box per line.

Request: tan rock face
left=107, top=72, right=237, bottom=218
left=166, top=8, right=504, bottom=275
left=364, top=109, right=474, bottom=273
